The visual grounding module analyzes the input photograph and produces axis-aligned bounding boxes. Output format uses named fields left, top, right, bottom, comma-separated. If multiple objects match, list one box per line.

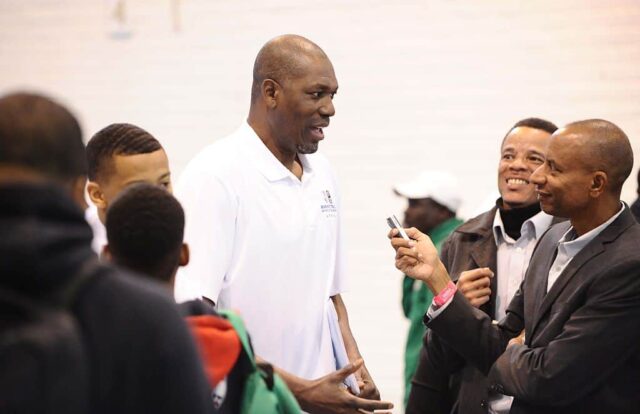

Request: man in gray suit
left=391, top=119, right=640, bottom=413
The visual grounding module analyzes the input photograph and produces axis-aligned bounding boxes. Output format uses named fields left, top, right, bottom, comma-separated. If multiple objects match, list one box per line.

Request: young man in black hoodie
left=0, top=92, right=213, bottom=414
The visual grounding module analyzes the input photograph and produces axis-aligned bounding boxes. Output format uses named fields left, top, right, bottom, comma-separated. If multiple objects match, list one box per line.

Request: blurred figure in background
left=85, top=123, right=172, bottom=253
left=394, top=170, right=463, bottom=407
left=0, top=92, right=212, bottom=414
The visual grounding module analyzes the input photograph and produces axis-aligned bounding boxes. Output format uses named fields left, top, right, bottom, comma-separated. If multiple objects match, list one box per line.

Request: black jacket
left=428, top=208, right=640, bottom=413
left=0, top=183, right=213, bottom=414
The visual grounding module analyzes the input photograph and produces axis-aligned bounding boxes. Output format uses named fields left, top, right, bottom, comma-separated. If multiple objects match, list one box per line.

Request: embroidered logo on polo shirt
left=320, top=190, right=337, bottom=217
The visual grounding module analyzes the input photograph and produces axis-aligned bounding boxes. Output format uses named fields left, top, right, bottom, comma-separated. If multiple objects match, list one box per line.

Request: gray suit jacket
left=427, top=207, right=640, bottom=413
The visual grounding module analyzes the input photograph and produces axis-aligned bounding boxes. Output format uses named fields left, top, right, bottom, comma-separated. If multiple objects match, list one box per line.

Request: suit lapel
left=530, top=208, right=635, bottom=337
left=525, top=223, right=566, bottom=338
left=531, top=241, right=605, bottom=336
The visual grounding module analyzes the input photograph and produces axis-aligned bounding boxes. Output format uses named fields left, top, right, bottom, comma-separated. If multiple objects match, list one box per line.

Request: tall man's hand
left=457, top=268, right=494, bottom=307
left=286, top=359, right=393, bottom=414
left=388, top=227, right=452, bottom=295
left=353, top=362, right=380, bottom=400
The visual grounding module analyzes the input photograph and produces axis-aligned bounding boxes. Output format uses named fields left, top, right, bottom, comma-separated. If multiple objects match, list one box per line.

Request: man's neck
left=247, top=116, right=302, bottom=179
left=570, top=198, right=621, bottom=236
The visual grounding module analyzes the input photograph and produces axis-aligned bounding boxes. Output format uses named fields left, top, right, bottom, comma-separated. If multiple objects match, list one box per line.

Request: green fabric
left=218, top=309, right=302, bottom=414
left=402, top=217, right=463, bottom=407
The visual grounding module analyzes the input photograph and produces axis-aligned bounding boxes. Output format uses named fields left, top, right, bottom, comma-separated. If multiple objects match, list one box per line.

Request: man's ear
left=87, top=181, right=107, bottom=209
left=262, top=79, right=280, bottom=109
left=590, top=171, right=608, bottom=197
left=179, top=243, right=190, bottom=267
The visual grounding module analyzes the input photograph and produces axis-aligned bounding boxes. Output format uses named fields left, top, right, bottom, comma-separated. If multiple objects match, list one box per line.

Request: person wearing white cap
left=394, top=170, right=463, bottom=407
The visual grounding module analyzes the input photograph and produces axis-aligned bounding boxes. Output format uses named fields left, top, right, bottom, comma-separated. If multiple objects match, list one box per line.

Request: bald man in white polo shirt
left=175, top=35, right=393, bottom=414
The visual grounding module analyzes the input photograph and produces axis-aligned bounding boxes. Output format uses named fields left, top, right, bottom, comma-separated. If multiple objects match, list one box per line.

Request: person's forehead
left=297, top=56, right=338, bottom=86
left=547, top=132, right=584, bottom=160
left=111, top=150, right=169, bottom=175
left=502, top=127, right=551, bottom=151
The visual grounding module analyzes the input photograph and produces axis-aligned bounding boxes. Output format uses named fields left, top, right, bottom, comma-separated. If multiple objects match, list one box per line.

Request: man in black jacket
left=406, top=118, right=558, bottom=414
left=0, top=92, right=213, bottom=414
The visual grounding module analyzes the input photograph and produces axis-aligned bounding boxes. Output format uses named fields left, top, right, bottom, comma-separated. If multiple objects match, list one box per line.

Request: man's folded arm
left=488, top=263, right=640, bottom=406
left=426, top=289, right=524, bottom=375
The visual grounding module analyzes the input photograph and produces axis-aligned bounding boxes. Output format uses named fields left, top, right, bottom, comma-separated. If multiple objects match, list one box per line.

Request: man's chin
left=296, top=143, right=319, bottom=154
left=502, top=197, right=540, bottom=210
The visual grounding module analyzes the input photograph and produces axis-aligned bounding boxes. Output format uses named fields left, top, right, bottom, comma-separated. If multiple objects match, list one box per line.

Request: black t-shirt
left=73, top=268, right=214, bottom=414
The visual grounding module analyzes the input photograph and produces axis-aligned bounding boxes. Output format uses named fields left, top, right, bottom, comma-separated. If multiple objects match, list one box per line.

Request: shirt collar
left=557, top=203, right=625, bottom=258
left=239, top=121, right=314, bottom=183
left=493, top=209, right=553, bottom=245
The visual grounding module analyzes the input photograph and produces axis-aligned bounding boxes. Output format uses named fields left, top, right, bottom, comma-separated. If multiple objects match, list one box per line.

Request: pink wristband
left=434, top=281, right=457, bottom=307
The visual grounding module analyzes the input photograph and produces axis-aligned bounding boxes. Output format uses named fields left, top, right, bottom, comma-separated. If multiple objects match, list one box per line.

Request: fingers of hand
left=358, top=382, right=380, bottom=400
left=396, top=256, right=420, bottom=272
left=337, top=359, right=364, bottom=380
left=395, top=246, right=419, bottom=261
left=346, top=395, right=394, bottom=412
left=404, top=227, right=427, bottom=243
left=470, top=295, right=491, bottom=307
left=459, top=267, right=494, bottom=282
left=389, top=236, right=415, bottom=252
left=458, top=276, right=491, bottom=294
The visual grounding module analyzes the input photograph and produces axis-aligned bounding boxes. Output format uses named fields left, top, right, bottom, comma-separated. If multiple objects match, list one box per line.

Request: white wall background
left=2, top=0, right=640, bottom=409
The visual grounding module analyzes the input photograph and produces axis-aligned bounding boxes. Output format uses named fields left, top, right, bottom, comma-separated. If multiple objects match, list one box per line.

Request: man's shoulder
left=78, top=264, right=184, bottom=331
left=451, top=207, right=497, bottom=238
left=602, top=210, right=640, bottom=258
left=184, top=132, right=243, bottom=175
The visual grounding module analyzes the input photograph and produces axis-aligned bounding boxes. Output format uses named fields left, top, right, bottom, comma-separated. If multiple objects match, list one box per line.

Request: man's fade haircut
left=86, top=123, right=162, bottom=181
left=106, top=183, right=184, bottom=284
left=501, top=117, right=558, bottom=148
left=0, top=92, right=86, bottom=181
left=251, top=34, right=328, bottom=102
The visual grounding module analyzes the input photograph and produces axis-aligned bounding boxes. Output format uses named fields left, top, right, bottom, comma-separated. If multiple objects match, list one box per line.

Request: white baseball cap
left=394, top=170, right=462, bottom=213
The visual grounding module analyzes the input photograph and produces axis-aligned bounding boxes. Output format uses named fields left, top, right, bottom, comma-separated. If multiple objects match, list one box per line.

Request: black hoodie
left=0, top=183, right=213, bottom=414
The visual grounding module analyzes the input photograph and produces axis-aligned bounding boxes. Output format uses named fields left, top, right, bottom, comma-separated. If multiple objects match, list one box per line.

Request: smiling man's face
left=497, top=126, right=552, bottom=210
left=271, top=54, right=338, bottom=155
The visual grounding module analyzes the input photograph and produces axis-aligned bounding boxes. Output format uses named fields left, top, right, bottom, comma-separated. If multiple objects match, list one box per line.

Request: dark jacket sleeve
left=143, top=296, right=214, bottom=414
left=406, top=328, right=464, bottom=414
left=427, top=288, right=524, bottom=376
left=405, top=233, right=462, bottom=413
left=489, top=261, right=640, bottom=406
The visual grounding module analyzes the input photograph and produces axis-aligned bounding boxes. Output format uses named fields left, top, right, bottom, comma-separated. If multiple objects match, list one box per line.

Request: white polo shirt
left=175, top=121, right=347, bottom=379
